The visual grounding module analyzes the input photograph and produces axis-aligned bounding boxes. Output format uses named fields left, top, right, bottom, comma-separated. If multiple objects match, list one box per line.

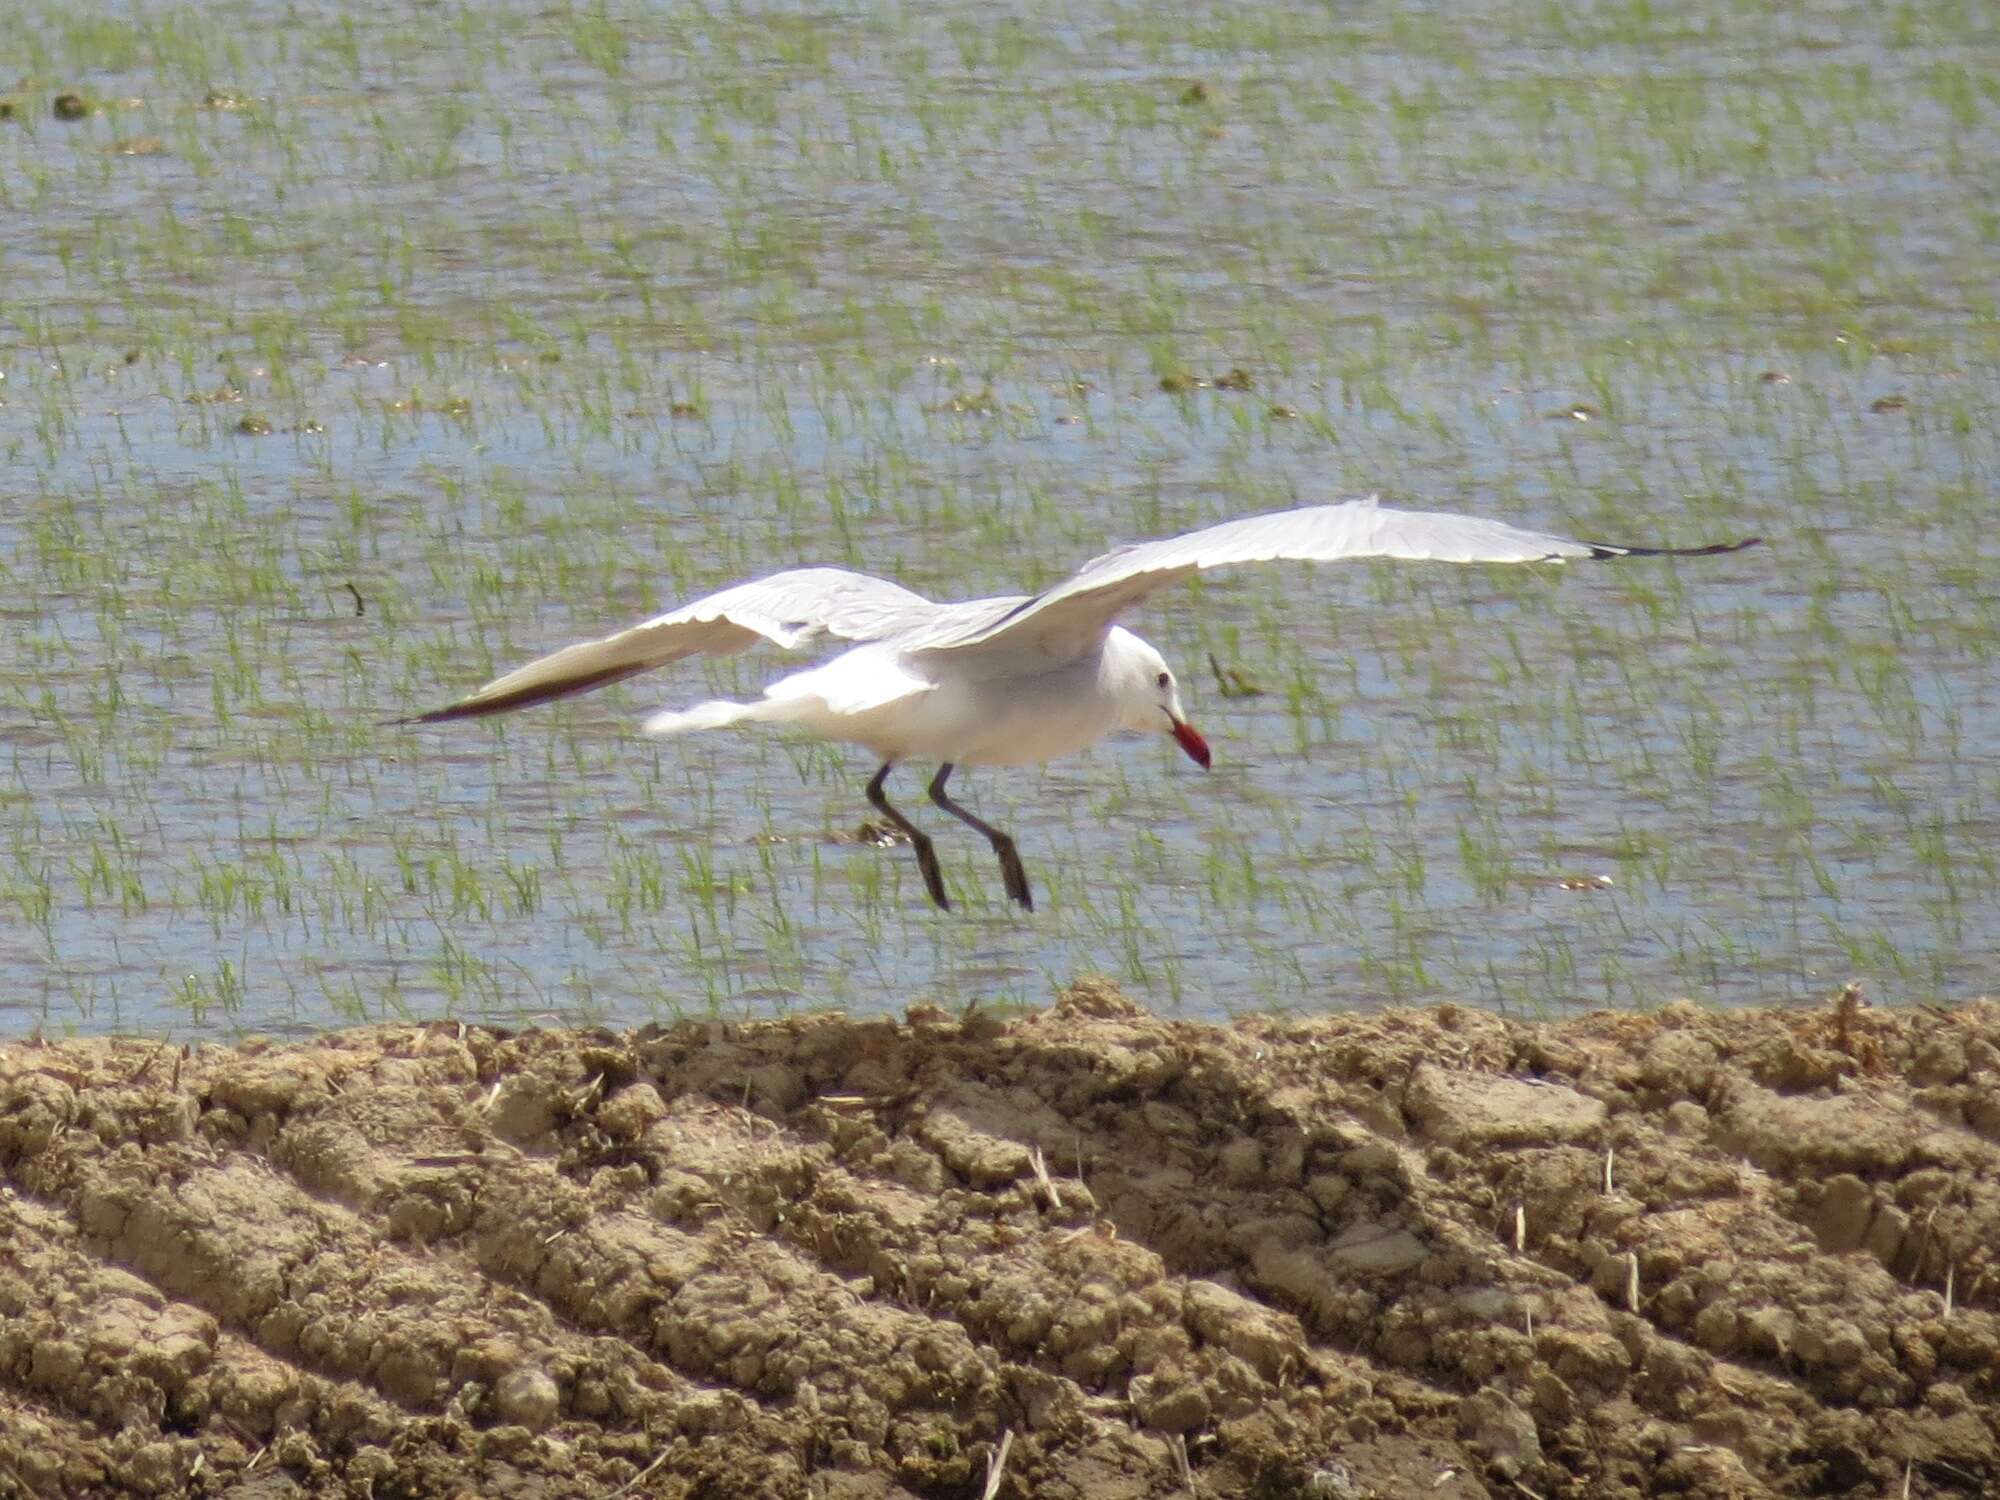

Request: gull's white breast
left=785, top=640, right=1128, bottom=767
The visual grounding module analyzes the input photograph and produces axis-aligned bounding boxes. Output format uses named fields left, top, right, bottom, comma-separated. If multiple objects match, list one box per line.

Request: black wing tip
left=387, top=703, right=481, bottom=726
left=380, top=703, right=485, bottom=728
left=1584, top=535, right=1764, bottom=561
left=386, top=690, right=556, bottom=727
left=386, top=661, right=657, bottom=728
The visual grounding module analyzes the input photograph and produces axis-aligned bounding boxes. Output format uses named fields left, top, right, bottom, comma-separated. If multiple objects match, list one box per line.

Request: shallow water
left=4, top=0, right=1996, bottom=1036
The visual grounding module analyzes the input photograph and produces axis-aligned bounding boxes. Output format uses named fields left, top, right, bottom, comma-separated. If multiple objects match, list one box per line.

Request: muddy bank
left=1, top=986, right=1996, bottom=1498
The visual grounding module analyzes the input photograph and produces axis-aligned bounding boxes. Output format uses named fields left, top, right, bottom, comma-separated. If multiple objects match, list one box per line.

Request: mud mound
left=2, top=986, right=1997, bottom=1498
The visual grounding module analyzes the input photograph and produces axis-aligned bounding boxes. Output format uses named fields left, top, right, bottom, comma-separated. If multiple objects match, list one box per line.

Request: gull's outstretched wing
left=915, top=496, right=1762, bottom=662
left=408, top=567, right=938, bottom=722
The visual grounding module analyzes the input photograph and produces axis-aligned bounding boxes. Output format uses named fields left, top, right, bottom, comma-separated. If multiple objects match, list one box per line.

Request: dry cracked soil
left=2, top=982, right=1997, bottom=1499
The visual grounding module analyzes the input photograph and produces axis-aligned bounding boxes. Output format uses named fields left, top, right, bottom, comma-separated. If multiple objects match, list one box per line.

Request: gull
left=410, top=497, right=1759, bottom=911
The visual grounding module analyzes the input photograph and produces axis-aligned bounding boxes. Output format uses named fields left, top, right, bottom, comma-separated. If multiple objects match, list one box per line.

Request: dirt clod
left=2, top=990, right=1997, bottom=1497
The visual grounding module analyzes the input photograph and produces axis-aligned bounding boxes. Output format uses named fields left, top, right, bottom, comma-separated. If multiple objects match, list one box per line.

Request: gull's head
left=1113, top=630, right=1210, bottom=769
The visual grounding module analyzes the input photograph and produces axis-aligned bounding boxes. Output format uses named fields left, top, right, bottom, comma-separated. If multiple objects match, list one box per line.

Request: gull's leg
left=928, top=764, right=1033, bottom=912
left=866, top=763, right=949, bottom=911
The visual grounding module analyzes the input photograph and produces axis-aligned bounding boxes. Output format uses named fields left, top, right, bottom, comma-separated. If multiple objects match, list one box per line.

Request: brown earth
left=2, top=983, right=1997, bottom=1500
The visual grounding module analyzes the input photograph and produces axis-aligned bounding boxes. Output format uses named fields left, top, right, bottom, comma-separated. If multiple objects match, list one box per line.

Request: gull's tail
left=642, top=697, right=812, bottom=739
left=642, top=649, right=931, bottom=741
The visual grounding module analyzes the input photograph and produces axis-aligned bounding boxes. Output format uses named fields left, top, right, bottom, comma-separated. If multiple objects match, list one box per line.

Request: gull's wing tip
left=1583, top=533, right=1765, bottom=561
left=390, top=661, right=661, bottom=728
left=381, top=704, right=472, bottom=728
left=387, top=704, right=471, bottom=726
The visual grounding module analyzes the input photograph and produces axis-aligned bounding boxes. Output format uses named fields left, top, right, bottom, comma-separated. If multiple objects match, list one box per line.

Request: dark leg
left=928, top=764, right=1033, bottom=911
left=866, top=763, right=949, bottom=911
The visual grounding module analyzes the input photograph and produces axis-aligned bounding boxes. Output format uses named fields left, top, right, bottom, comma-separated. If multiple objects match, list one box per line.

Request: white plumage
left=411, top=497, right=1759, bottom=910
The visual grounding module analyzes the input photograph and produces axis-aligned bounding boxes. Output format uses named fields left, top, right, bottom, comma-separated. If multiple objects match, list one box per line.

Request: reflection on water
left=4, top=0, right=1995, bottom=1036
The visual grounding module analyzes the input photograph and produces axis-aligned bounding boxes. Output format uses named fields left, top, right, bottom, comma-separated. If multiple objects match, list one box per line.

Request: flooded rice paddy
left=4, top=0, right=1996, bottom=1037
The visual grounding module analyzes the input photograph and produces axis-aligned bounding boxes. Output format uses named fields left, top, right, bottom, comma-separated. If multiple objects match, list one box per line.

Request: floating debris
left=762, top=822, right=914, bottom=849
left=830, top=820, right=907, bottom=848
left=389, top=392, right=472, bottom=417
left=1553, top=873, right=1615, bottom=892
left=930, top=387, right=998, bottom=415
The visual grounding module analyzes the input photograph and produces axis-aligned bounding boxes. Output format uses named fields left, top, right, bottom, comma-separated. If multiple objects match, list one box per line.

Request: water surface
left=4, top=0, right=1995, bottom=1035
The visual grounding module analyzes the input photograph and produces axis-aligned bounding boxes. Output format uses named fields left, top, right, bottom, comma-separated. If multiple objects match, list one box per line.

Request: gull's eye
left=1156, top=672, right=1171, bottom=690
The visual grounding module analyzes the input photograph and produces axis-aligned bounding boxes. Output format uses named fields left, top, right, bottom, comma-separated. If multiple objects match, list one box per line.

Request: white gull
left=411, top=497, right=1759, bottom=910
